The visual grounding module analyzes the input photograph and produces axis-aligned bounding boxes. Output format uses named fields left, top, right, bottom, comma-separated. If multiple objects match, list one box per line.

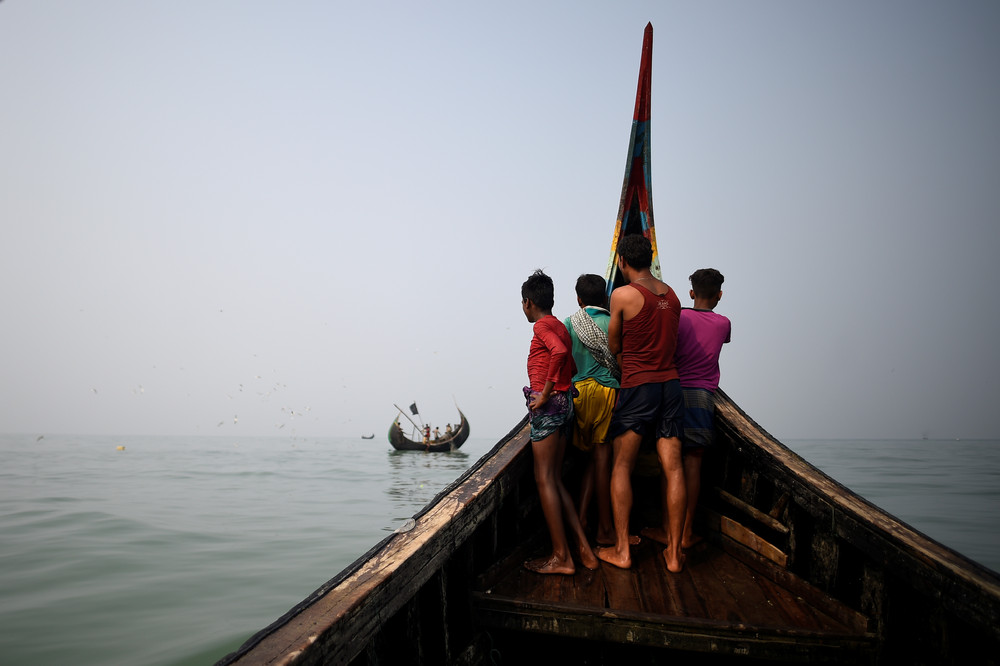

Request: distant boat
left=361, top=434, right=375, bottom=440
left=388, top=408, right=469, bottom=452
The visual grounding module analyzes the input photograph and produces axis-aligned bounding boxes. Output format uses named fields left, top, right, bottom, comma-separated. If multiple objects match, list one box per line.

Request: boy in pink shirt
left=674, top=268, right=731, bottom=547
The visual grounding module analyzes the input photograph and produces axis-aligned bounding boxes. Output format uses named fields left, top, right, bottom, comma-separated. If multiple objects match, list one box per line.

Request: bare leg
left=593, top=441, right=616, bottom=546
left=554, top=432, right=599, bottom=570
left=526, top=433, right=575, bottom=574
left=640, top=475, right=671, bottom=546
left=596, top=430, right=641, bottom=568
left=682, top=448, right=704, bottom=548
left=576, top=451, right=596, bottom=532
left=640, top=461, right=680, bottom=547
left=656, top=436, right=686, bottom=572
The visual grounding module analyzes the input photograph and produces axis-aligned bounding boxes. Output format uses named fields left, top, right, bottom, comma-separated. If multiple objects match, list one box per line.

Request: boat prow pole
left=606, top=22, right=659, bottom=301
left=393, top=404, right=424, bottom=434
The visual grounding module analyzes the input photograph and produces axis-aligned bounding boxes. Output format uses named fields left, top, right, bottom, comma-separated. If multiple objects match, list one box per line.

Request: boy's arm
left=607, top=288, right=625, bottom=359
left=529, top=322, right=569, bottom=409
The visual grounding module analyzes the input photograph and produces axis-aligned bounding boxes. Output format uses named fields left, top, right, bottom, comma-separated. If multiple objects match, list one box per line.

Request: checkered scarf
left=570, top=307, right=620, bottom=381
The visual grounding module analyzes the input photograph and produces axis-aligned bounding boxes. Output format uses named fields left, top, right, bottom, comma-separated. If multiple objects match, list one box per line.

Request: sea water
left=0, top=434, right=997, bottom=665
left=0, top=434, right=485, bottom=665
left=788, top=438, right=1000, bottom=575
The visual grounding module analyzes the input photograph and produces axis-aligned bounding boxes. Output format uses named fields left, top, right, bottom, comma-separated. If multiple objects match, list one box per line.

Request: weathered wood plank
left=651, top=542, right=708, bottom=618
left=689, top=546, right=779, bottom=627
left=601, top=560, right=643, bottom=613
left=631, top=539, right=676, bottom=615
left=714, top=531, right=872, bottom=633
left=706, top=509, right=789, bottom=567
left=713, top=485, right=790, bottom=534
left=562, top=564, right=606, bottom=608
left=472, top=595, right=878, bottom=663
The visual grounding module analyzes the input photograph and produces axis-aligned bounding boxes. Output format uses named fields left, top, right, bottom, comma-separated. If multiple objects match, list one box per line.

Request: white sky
left=1, top=1, right=998, bottom=441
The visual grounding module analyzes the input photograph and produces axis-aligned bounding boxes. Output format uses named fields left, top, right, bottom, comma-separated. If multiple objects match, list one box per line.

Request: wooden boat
left=361, top=434, right=375, bottom=440
left=216, top=23, right=1000, bottom=666
left=388, top=410, right=470, bottom=452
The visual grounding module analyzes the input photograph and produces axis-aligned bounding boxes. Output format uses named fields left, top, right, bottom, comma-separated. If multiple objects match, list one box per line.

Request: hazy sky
left=2, top=1, right=998, bottom=442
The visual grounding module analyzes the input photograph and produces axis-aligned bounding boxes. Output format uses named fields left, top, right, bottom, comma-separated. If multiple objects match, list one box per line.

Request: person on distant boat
left=563, top=274, right=620, bottom=547
left=597, top=234, right=685, bottom=572
left=423, top=425, right=430, bottom=446
left=520, top=270, right=598, bottom=575
left=445, top=423, right=453, bottom=437
left=433, top=426, right=441, bottom=441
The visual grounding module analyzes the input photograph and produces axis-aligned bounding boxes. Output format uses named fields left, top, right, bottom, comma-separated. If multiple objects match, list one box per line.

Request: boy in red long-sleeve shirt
left=521, top=270, right=598, bottom=574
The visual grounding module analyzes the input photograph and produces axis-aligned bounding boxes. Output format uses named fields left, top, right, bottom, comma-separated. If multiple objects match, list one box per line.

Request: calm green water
left=0, top=434, right=997, bottom=665
left=0, top=434, right=487, bottom=665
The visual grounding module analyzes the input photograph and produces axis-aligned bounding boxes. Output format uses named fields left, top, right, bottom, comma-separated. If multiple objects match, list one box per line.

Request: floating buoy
left=116, top=445, right=126, bottom=451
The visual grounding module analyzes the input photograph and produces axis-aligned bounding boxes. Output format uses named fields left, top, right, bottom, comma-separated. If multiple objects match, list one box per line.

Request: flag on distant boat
left=409, top=402, right=419, bottom=415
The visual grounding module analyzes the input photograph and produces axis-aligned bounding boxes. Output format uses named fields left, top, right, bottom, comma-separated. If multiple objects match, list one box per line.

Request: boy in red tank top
left=596, top=235, right=687, bottom=573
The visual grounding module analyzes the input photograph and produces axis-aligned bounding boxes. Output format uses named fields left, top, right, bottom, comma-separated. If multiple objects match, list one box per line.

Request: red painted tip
left=633, top=23, right=653, bottom=122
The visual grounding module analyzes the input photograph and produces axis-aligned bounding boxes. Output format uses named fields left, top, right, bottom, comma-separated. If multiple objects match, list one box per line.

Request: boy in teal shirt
left=563, top=274, right=620, bottom=546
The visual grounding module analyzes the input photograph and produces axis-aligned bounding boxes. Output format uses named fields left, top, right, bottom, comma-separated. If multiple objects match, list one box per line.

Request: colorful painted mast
left=605, top=22, right=659, bottom=301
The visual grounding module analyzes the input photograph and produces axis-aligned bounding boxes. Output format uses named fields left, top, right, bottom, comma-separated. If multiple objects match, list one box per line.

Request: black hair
left=617, top=234, right=653, bottom=270
left=689, top=268, right=725, bottom=299
left=575, top=274, right=607, bottom=308
left=521, top=269, right=554, bottom=311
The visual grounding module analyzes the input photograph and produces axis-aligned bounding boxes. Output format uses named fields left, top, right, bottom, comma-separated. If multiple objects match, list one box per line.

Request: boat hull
left=217, top=393, right=1000, bottom=665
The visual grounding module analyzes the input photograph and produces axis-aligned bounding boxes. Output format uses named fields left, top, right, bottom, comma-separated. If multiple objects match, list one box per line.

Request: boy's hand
left=528, top=392, right=549, bottom=411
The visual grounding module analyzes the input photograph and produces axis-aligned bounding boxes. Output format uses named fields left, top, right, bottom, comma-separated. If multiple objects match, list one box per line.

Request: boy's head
left=617, top=234, right=653, bottom=270
left=521, top=269, right=554, bottom=317
left=689, top=268, right=724, bottom=307
left=575, top=274, right=607, bottom=308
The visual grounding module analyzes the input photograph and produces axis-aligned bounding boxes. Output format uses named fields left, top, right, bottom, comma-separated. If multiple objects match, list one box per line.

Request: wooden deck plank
left=648, top=540, right=709, bottom=618
left=700, top=545, right=823, bottom=630
left=715, top=534, right=873, bottom=633
left=756, top=576, right=859, bottom=634
left=473, top=538, right=876, bottom=660
left=632, top=539, right=681, bottom=615
left=563, top=564, right=605, bottom=607
left=471, top=594, right=878, bottom=663
left=685, top=545, right=756, bottom=625
left=600, top=560, right=643, bottom=612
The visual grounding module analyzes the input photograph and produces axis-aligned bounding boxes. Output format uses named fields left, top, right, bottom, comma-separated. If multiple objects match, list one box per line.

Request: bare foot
left=681, top=534, right=703, bottom=549
left=640, top=526, right=670, bottom=546
left=524, top=555, right=575, bottom=575
left=578, top=543, right=600, bottom=570
left=596, top=532, right=641, bottom=547
left=596, top=545, right=631, bottom=569
left=663, top=548, right=686, bottom=573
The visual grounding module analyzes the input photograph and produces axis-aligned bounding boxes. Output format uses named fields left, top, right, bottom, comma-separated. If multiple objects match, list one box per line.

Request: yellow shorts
left=571, top=378, right=618, bottom=452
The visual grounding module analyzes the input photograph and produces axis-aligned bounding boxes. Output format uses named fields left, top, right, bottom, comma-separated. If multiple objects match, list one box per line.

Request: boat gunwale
left=217, top=416, right=531, bottom=666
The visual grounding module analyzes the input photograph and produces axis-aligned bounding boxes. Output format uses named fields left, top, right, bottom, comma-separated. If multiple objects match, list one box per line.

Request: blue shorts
left=608, top=379, right=684, bottom=442
left=681, top=387, right=715, bottom=450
